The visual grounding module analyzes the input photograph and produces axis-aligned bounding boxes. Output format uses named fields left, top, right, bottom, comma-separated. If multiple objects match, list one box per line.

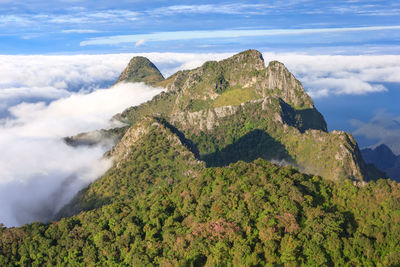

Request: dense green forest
left=1, top=160, right=399, bottom=266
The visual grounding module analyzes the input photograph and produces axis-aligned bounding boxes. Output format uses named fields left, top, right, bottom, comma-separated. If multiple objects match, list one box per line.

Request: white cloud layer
left=3, top=52, right=399, bottom=103
left=0, top=83, right=162, bottom=227
left=261, top=53, right=400, bottom=97
left=0, top=54, right=135, bottom=114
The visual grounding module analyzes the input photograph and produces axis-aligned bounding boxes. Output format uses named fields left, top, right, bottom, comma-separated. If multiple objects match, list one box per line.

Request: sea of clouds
left=0, top=52, right=399, bottom=227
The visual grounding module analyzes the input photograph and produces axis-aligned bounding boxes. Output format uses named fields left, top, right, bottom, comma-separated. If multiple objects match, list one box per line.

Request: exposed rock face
left=153, top=49, right=316, bottom=113
left=115, top=56, right=164, bottom=86
left=170, top=105, right=241, bottom=132
left=261, top=61, right=314, bottom=109
left=169, top=97, right=371, bottom=181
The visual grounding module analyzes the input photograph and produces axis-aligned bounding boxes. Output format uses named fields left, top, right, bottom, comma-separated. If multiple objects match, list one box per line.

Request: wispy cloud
left=47, top=10, right=140, bottom=24
left=0, top=9, right=140, bottom=28
left=149, top=1, right=400, bottom=16
left=80, top=25, right=400, bottom=46
left=135, top=39, right=146, bottom=47
left=150, top=3, right=276, bottom=16
left=61, top=29, right=101, bottom=34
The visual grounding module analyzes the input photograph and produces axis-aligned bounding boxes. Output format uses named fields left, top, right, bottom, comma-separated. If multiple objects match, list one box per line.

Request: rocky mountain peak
left=153, top=49, right=315, bottom=112
left=115, top=56, right=164, bottom=86
left=224, top=49, right=265, bottom=70
left=260, top=60, right=315, bottom=109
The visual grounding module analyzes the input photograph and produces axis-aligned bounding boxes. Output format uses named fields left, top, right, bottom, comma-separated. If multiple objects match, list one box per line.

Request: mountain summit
left=115, top=56, right=164, bottom=86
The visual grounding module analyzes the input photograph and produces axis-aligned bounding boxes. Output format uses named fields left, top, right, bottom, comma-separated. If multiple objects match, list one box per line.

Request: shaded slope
left=170, top=97, right=372, bottom=181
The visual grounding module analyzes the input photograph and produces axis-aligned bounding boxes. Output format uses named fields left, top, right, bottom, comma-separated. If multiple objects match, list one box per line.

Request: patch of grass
left=213, top=87, right=260, bottom=107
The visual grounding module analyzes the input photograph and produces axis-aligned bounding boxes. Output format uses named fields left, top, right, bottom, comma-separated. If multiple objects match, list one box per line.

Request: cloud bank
left=261, top=53, right=400, bottom=98
left=0, top=54, right=137, bottom=115
left=0, top=53, right=233, bottom=114
left=2, top=52, right=399, bottom=104
left=0, top=83, right=162, bottom=227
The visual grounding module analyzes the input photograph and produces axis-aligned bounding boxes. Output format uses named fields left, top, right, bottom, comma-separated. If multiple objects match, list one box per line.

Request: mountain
left=362, top=144, right=400, bottom=181
left=115, top=56, right=164, bottom=86
left=111, top=49, right=377, bottom=181
left=1, top=50, right=398, bottom=266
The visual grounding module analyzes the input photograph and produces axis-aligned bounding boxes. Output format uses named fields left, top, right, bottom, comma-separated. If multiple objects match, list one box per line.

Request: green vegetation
left=116, top=91, right=177, bottom=125
left=213, top=86, right=260, bottom=108
left=1, top=160, right=399, bottom=266
left=59, top=117, right=204, bottom=216
left=116, top=56, right=164, bottom=86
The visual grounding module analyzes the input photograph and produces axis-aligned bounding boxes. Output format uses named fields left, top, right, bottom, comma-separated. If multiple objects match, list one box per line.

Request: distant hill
left=362, top=144, right=400, bottom=182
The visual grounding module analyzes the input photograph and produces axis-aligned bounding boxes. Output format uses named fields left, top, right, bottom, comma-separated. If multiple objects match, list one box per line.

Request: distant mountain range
left=362, top=144, right=400, bottom=182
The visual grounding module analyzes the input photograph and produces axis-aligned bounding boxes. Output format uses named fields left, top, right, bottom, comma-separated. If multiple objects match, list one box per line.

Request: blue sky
left=1, top=0, right=400, bottom=54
